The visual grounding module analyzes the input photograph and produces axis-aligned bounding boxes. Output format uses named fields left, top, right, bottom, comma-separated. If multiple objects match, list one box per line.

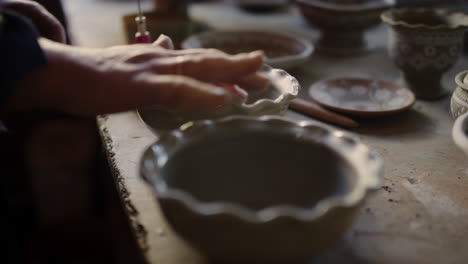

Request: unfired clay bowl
left=296, top=0, right=395, bottom=56
left=451, top=70, right=468, bottom=119
left=309, top=78, right=415, bottom=117
left=138, top=65, right=299, bottom=131
left=181, top=30, right=314, bottom=70
left=382, top=8, right=468, bottom=100
left=141, top=116, right=383, bottom=263
left=453, top=112, right=468, bottom=156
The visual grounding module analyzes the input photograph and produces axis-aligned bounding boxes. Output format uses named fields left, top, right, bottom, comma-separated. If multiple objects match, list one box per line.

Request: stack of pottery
left=296, top=0, right=395, bottom=56
left=451, top=70, right=468, bottom=119
left=381, top=9, right=468, bottom=100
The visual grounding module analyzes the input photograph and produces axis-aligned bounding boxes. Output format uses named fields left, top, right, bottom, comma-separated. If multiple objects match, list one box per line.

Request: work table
left=63, top=1, right=468, bottom=263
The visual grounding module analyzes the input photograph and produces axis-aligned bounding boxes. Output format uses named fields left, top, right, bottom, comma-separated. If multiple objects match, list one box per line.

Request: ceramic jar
left=296, top=0, right=395, bottom=56
left=451, top=70, right=468, bottom=119
left=381, top=9, right=468, bottom=100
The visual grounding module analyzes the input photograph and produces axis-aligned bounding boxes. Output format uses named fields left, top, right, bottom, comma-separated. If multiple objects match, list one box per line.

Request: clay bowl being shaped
left=138, top=65, right=299, bottom=131
left=141, top=116, right=383, bottom=263
left=382, top=8, right=468, bottom=100
left=181, top=31, right=314, bottom=70
left=453, top=112, right=468, bottom=156
left=451, top=70, right=468, bottom=119
left=296, top=0, right=395, bottom=56
left=309, top=78, right=415, bottom=117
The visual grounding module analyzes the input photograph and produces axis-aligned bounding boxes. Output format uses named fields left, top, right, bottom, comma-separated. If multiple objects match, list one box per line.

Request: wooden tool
left=289, top=98, right=359, bottom=128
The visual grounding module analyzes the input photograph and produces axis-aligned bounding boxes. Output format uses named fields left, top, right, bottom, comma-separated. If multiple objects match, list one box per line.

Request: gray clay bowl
left=141, top=116, right=383, bottom=263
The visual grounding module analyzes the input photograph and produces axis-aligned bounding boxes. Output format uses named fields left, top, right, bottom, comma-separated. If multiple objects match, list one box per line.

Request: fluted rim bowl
left=453, top=112, right=468, bottom=156
left=181, top=31, right=314, bottom=70
left=141, top=116, right=383, bottom=223
left=381, top=8, right=468, bottom=30
left=137, top=65, right=299, bottom=131
left=297, top=0, right=395, bottom=12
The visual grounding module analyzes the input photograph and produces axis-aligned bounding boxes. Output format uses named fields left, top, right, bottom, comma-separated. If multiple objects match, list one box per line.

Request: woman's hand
left=0, top=0, right=66, bottom=43
left=5, top=36, right=265, bottom=116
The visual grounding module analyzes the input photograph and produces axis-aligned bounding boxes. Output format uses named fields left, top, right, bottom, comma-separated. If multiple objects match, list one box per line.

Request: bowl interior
left=161, top=132, right=357, bottom=210
left=183, top=31, right=307, bottom=60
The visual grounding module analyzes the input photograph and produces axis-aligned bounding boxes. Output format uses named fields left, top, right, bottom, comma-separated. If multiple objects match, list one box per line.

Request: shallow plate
left=138, top=65, right=299, bottom=131
left=309, top=78, right=415, bottom=117
left=181, top=30, right=314, bottom=70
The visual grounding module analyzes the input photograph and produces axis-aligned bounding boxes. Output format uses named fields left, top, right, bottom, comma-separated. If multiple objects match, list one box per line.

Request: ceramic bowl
left=138, top=65, right=299, bottom=131
left=451, top=70, right=468, bottom=119
left=309, top=78, right=415, bottom=117
left=181, top=30, right=314, bottom=70
left=453, top=112, right=468, bottom=156
left=141, top=116, right=383, bottom=263
left=296, top=0, right=395, bottom=56
left=381, top=8, right=468, bottom=100
left=233, top=0, right=291, bottom=12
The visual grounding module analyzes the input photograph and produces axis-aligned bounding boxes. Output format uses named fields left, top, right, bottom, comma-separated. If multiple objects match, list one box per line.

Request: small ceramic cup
left=451, top=70, right=468, bottom=119
left=381, top=8, right=468, bottom=100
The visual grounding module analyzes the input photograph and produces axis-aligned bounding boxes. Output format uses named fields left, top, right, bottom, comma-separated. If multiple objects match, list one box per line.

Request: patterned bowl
left=453, top=112, right=468, bottom=156
left=141, top=116, right=383, bottom=263
left=181, top=30, right=314, bottom=70
left=381, top=8, right=468, bottom=100
left=296, top=0, right=395, bottom=55
left=451, top=70, right=468, bottom=119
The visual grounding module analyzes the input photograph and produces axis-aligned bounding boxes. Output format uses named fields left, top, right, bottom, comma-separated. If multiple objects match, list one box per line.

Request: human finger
left=127, top=73, right=233, bottom=110
left=149, top=50, right=264, bottom=82
left=153, top=34, right=174, bottom=50
left=2, top=0, right=66, bottom=43
left=236, top=72, right=270, bottom=92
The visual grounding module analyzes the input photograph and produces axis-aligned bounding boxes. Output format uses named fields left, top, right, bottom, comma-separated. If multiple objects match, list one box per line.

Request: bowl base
left=315, top=30, right=373, bottom=56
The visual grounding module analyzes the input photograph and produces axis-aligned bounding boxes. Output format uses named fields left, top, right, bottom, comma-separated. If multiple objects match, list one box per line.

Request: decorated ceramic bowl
left=453, top=112, right=468, bottom=156
left=296, top=0, right=395, bottom=55
left=451, top=70, right=468, bottom=119
left=138, top=65, right=299, bottom=130
left=309, top=78, right=415, bottom=117
left=382, top=8, right=468, bottom=100
left=181, top=30, right=314, bottom=70
left=141, top=116, right=383, bottom=263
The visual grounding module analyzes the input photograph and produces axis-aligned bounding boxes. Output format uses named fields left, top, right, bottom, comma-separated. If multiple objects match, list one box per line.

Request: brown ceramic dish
left=141, top=116, right=383, bottom=263
left=309, top=78, right=415, bottom=117
left=181, top=30, right=314, bottom=70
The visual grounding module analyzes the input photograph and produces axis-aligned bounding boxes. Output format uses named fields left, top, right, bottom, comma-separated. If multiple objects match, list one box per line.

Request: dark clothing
left=0, top=10, right=47, bottom=107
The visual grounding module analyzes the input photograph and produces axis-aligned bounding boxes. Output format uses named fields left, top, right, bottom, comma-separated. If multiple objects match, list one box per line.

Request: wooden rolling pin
left=289, top=98, right=359, bottom=128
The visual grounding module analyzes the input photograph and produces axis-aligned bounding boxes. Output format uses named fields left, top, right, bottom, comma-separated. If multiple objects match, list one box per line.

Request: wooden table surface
left=63, top=1, right=468, bottom=263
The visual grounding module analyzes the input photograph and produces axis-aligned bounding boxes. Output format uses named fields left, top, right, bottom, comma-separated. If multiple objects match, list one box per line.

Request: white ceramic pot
left=451, top=70, right=468, bottom=119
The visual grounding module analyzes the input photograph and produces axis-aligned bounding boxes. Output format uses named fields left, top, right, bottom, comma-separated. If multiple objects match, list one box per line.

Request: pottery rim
left=453, top=112, right=468, bottom=155
left=141, top=115, right=383, bottom=223
left=297, top=0, right=395, bottom=12
left=181, top=30, right=314, bottom=70
left=455, top=70, right=468, bottom=90
left=233, top=65, right=299, bottom=113
left=381, top=8, right=468, bottom=30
